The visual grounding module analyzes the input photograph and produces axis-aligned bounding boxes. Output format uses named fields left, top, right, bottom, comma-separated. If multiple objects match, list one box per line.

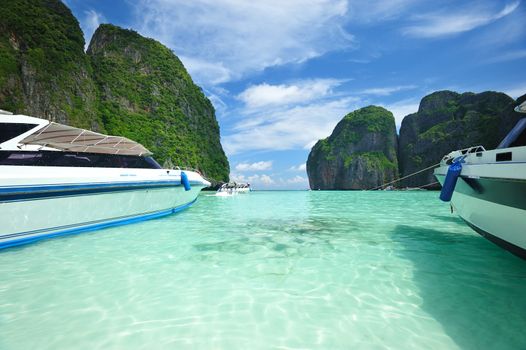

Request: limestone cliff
left=398, top=91, right=514, bottom=188
left=87, top=25, right=229, bottom=182
left=307, top=106, right=398, bottom=190
left=0, top=0, right=101, bottom=129
left=0, top=1, right=230, bottom=183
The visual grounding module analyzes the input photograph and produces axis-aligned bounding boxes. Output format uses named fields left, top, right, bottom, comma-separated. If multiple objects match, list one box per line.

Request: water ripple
left=1, top=191, right=525, bottom=349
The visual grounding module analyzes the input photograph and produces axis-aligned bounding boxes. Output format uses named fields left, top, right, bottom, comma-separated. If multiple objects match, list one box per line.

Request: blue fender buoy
left=181, top=172, right=191, bottom=191
left=439, top=161, right=462, bottom=202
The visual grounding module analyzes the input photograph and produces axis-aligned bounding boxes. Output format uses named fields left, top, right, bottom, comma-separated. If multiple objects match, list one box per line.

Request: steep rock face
left=87, top=25, right=230, bottom=182
left=398, top=91, right=514, bottom=188
left=0, top=0, right=100, bottom=129
left=0, top=3, right=230, bottom=183
left=307, top=106, right=398, bottom=190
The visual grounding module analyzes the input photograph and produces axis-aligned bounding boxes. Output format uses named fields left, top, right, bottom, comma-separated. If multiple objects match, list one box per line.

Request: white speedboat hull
left=434, top=145, right=526, bottom=259
left=0, top=166, right=209, bottom=249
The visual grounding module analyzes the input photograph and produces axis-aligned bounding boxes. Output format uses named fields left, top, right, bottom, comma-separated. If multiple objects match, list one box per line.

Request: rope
left=418, top=181, right=439, bottom=189
left=368, top=162, right=441, bottom=191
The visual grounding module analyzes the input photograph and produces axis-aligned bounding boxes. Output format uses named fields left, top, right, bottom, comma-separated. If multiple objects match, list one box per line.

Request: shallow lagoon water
left=1, top=191, right=525, bottom=349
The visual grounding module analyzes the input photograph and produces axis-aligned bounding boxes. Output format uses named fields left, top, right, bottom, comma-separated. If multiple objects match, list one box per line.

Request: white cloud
left=349, top=0, right=421, bottom=23
left=348, top=58, right=371, bottom=64
left=403, top=1, right=520, bottom=38
left=205, top=92, right=228, bottom=119
left=231, top=172, right=309, bottom=189
left=179, top=56, right=232, bottom=85
left=223, top=97, right=361, bottom=155
left=473, top=11, right=526, bottom=49
left=81, top=10, right=106, bottom=50
left=238, top=79, right=343, bottom=109
left=132, top=0, right=352, bottom=84
left=360, top=85, right=417, bottom=96
left=289, top=163, right=307, bottom=172
left=230, top=173, right=274, bottom=186
left=287, top=175, right=308, bottom=184
left=259, top=174, right=274, bottom=185
left=503, top=84, right=526, bottom=99
left=235, top=161, right=273, bottom=171
left=486, top=50, right=526, bottom=64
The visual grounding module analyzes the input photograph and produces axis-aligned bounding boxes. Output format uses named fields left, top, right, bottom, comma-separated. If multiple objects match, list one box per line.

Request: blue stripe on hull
left=0, top=180, right=181, bottom=193
left=0, top=198, right=197, bottom=250
left=0, top=180, right=205, bottom=203
left=0, top=180, right=206, bottom=193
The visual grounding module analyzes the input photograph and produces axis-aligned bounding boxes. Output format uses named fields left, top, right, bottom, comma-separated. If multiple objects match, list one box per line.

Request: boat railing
left=172, top=166, right=202, bottom=174
left=459, top=145, right=486, bottom=154
left=217, top=182, right=251, bottom=191
left=169, top=166, right=214, bottom=185
left=441, top=145, right=486, bottom=163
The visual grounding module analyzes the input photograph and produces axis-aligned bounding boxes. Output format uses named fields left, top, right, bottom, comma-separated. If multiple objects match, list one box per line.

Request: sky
left=64, top=0, right=526, bottom=189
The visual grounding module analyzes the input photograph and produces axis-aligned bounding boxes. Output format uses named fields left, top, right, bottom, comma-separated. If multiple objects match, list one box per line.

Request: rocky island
left=88, top=24, right=229, bottom=182
left=308, top=91, right=526, bottom=190
left=398, top=91, right=515, bottom=188
left=307, top=106, right=398, bottom=190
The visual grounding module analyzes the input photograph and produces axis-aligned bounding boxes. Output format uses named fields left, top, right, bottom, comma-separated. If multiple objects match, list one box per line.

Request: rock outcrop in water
left=0, top=0, right=230, bottom=183
left=307, top=106, right=398, bottom=190
left=398, top=91, right=514, bottom=188
left=307, top=91, right=524, bottom=190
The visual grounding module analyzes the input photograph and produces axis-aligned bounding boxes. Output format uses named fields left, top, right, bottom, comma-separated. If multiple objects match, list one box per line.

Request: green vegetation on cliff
left=0, top=0, right=100, bottom=129
left=88, top=24, right=229, bottom=182
left=343, top=105, right=395, bottom=134
left=398, top=90, right=515, bottom=187
left=321, top=106, right=396, bottom=157
left=0, top=1, right=230, bottom=183
left=309, top=91, right=522, bottom=190
left=307, top=106, right=398, bottom=190
left=344, top=151, right=397, bottom=171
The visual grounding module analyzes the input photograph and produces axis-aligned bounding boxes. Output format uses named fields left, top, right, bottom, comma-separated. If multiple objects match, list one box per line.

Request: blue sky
left=64, top=0, right=526, bottom=189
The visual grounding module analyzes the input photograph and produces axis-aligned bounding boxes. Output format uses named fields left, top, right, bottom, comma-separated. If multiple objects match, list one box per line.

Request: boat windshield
left=0, top=150, right=162, bottom=169
left=0, top=123, right=38, bottom=144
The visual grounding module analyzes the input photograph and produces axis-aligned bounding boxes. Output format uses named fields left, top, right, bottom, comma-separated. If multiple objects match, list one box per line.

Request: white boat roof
left=516, top=101, right=526, bottom=113
left=1, top=114, right=152, bottom=156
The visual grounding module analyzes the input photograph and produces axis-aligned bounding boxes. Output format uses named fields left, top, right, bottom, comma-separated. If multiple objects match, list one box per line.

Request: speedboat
left=216, top=182, right=251, bottom=195
left=434, top=101, right=526, bottom=259
left=0, top=111, right=210, bottom=249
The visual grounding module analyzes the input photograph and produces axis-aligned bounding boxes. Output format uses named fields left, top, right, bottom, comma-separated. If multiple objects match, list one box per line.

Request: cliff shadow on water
left=391, top=224, right=526, bottom=350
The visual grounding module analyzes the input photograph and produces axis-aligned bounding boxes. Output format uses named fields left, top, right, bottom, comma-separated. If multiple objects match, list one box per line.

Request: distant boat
left=216, top=182, right=251, bottom=196
left=434, top=101, right=526, bottom=259
left=0, top=112, right=210, bottom=249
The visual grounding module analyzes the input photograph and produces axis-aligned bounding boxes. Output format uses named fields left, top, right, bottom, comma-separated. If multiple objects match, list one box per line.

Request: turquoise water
left=1, top=191, right=526, bottom=349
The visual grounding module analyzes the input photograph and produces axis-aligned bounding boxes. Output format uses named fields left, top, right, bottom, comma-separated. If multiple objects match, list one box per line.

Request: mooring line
left=368, top=163, right=441, bottom=191
left=418, top=181, right=439, bottom=189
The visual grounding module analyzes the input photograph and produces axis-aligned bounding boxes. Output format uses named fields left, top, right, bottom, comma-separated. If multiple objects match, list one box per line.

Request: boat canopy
left=20, top=122, right=152, bottom=156
left=516, top=101, right=526, bottom=113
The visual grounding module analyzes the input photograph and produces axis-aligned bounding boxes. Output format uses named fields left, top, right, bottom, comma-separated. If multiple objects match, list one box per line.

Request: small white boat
left=216, top=182, right=251, bottom=195
left=0, top=112, right=210, bottom=249
left=434, top=101, right=526, bottom=259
